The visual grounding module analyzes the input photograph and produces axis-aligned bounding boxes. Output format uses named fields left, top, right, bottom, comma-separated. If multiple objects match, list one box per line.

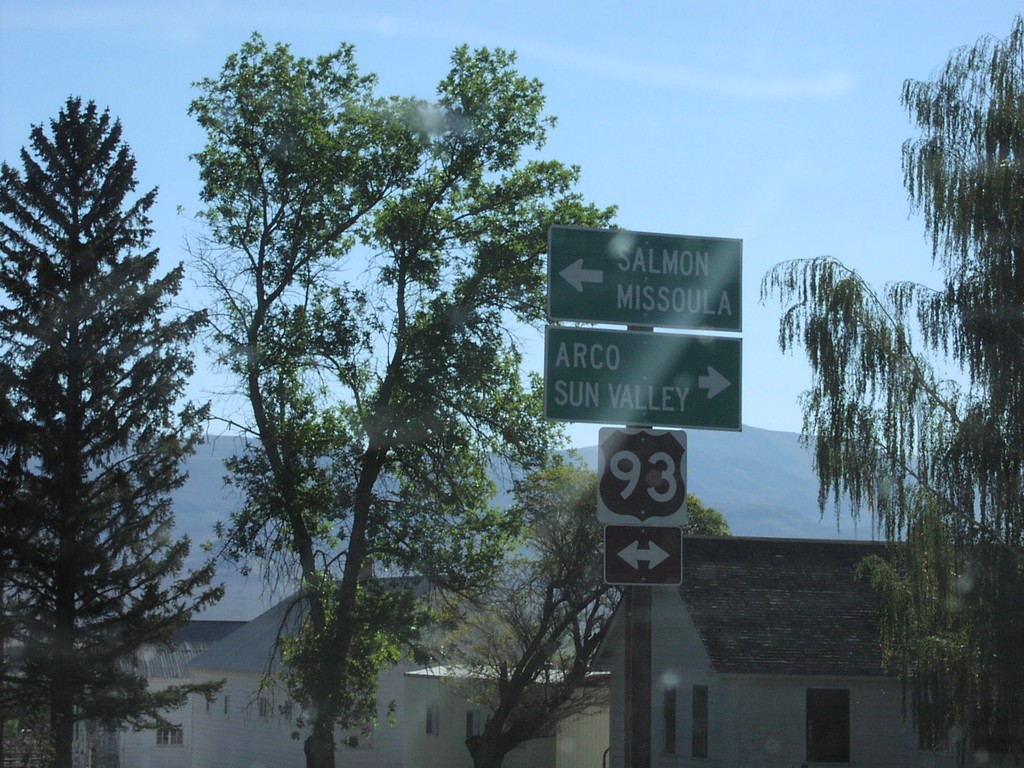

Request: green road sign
left=547, top=225, right=742, bottom=331
left=544, top=326, right=742, bottom=430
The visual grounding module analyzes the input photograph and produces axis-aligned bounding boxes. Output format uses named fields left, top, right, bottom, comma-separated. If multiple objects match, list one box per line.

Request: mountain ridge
left=175, top=425, right=872, bottom=620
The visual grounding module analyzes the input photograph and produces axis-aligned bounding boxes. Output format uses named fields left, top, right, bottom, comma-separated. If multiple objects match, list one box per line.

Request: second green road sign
left=544, top=326, right=742, bottom=430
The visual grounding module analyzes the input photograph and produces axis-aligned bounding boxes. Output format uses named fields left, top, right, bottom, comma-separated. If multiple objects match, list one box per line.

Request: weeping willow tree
left=763, top=17, right=1024, bottom=761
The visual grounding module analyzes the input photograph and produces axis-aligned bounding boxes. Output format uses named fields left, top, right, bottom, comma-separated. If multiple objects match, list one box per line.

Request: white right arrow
left=559, top=259, right=604, bottom=292
left=617, top=540, right=670, bottom=570
left=698, top=366, right=731, bottom=399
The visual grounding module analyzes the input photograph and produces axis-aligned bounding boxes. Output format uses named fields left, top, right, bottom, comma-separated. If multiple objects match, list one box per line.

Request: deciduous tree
left=0, top=97, right=221, bottom=768
left=762, top=17, right=1024, bottom=761
left=189, top=35, right=613, bottom=768
left=448, top=461, right=727, bottom=768
left=450, top=460, right=616, bottom=768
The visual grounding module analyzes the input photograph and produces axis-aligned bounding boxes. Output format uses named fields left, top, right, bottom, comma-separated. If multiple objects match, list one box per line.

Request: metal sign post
left=622, top=318, right=656, bottom=768
left=624, top=584, right=651, bottom=768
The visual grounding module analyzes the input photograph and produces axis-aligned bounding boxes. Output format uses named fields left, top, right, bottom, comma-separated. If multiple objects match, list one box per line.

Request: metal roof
left=187, top=594, right=305, bottom=675
left=132, top=621, right=246, bottom=679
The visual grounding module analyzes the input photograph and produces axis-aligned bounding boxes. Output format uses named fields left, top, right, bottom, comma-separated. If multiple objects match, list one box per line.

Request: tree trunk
left=466, top=735, right=508, bottom=768
left=303, top=719, right=335, bottom=768
left=50, top=694, right=74, bottom=768
left=51, top=566, right=76, bottom=768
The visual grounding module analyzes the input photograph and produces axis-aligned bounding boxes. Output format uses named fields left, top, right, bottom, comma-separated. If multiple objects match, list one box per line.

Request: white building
left=73, top=620, right=244, bottom=768
left=402, top=666, right=609, bottom=768
left=596, top=536, right=957, bottom=768
left=104, top=602, right=609, bottom=768
left=187, top=594, right=410, bottom=768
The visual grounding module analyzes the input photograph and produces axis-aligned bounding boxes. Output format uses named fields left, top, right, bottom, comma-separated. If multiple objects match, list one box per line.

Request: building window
left=661, top=682, right=677, bottom=754
left=223, top=694, right=230, bottom=715
left=156, top=726, right=183, bottom=746
left=258, top=696, right=270, bottom=719
left=806, top=688, right=850, bottom=763
left=692, top=684, right=708, bottom=759
left=466, top=709, right=482, bottom=739
left=426, top=704, right=440, bottom=735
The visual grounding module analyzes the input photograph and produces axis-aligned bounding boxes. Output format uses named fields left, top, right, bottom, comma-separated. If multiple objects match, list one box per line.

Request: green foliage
left=684, top=493, right=731, bottom=536
left=191, top=35, right=614, bottom=768
left=763, top=17, right=1024, bottom=760
left=278, top=577, right=418, bottom=738
left=0, top=97, right=222, bottom=766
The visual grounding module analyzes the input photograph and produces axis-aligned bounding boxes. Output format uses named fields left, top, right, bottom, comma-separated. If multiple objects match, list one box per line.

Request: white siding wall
left=604, top=587, right=713, bottom=768
left=505, top=737, right=556, bottom=768
left=402, top=671, right=563, bottom=768
left=345, top=661, right=407, bottom=768
left=555, top=706, right=610, bottom=768
left=402, top=672, right=479, bottom=768
left=189, top=671, right=306, bottom=768
left=116, top=678, right=193, bottom=768
left=721, top=674, right=960, bottom=768
left=189, top=665, right=407, bottom=768
left=650, top=587, right=717, bottom=766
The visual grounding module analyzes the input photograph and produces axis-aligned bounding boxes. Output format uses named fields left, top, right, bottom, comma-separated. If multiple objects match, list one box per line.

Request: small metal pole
left=623, top=323, right=653, bottom=768
left=624, top=585, right=652, bottom=768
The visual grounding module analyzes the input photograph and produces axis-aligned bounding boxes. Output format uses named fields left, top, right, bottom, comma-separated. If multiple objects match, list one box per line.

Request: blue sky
left=2, top=1, right=1021, bottom=446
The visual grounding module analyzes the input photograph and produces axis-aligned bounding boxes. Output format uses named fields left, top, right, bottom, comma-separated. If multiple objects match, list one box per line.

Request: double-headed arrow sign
left=617, top=539, right=670, bottom=569
left=605, top=525, right=682, bottom=585
left=548, top=225, right=742, bottom=332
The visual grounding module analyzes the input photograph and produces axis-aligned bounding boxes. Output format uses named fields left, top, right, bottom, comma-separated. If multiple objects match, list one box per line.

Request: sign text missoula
left=547, top=226, right=742, bottom=331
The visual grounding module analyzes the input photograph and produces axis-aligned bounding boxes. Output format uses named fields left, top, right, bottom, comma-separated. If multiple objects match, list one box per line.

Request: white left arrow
left=617, top=540, right=670, bottom=570
left=559, top=259, right=604, bottom=292
left=698, top=366, right=731, bottom=399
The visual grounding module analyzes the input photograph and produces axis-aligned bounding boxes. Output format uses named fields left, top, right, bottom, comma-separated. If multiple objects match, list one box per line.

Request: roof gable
left=681, top=536, right=889, bottom=676
left=188, top=595, right=305, bottom=674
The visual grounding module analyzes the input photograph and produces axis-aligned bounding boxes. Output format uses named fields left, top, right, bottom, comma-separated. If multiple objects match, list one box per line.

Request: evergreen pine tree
left=0, top=97, right=222, bottom=768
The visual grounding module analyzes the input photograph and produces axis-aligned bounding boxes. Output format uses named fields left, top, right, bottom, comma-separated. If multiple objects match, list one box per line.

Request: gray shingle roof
left=133, top=621, right=246, bottom=678
left=680, top=536, right=890, bottom=677
left=187, top=594, right=306, bottom=674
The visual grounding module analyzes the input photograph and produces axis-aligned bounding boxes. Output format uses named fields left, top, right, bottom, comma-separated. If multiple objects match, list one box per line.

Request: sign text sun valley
left=544, top=326, right=741, bottom=431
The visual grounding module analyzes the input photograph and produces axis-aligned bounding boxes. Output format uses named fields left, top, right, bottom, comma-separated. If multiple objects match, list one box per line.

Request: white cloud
left=527, top=41, right=857, bottom=101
